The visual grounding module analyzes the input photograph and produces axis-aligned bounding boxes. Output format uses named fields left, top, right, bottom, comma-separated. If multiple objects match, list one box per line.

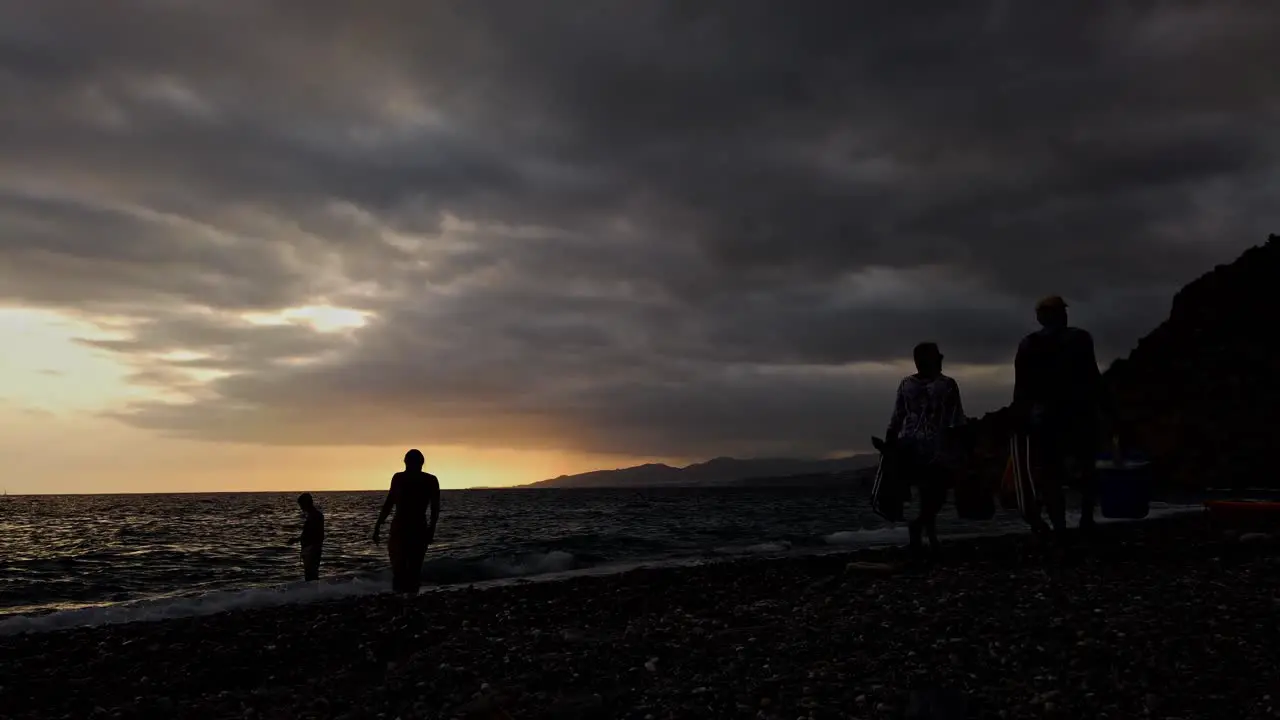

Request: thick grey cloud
left=2, top=1, right=1278, bottom=458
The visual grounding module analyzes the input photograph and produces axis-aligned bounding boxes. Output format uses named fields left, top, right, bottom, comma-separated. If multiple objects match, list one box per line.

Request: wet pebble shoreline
left=2, top=515, right=1277, bottom=719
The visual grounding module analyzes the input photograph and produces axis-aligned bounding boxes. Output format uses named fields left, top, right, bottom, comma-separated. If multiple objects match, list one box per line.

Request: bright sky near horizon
left=0, top=307, right=670, bottom=494
left=2, top=2, right=1276, bottom=494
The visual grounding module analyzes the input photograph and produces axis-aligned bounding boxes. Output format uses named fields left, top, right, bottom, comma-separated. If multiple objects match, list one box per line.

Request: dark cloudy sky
left=2, top=1, right=1278, bottom=491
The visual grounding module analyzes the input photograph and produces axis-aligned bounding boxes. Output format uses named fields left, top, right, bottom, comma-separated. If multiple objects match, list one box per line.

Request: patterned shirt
left=886, top=374, right=967, bottom=465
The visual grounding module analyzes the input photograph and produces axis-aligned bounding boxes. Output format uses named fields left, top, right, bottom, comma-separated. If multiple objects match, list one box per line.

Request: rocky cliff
left=971, top=234, right=1280, bottom=490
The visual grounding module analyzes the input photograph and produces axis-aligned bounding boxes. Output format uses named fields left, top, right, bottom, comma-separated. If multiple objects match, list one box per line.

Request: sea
left=0, top=487, right=1201, bottom=635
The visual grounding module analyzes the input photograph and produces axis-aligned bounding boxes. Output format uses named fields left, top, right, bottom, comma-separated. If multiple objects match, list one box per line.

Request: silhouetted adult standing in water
left=296, top=493, right=325, bottom=582
left=372, top=449, right=440, bottom=595
left=885, top=342, right=968, bottom=560
left=1012, top=296, right=1114, bottom=543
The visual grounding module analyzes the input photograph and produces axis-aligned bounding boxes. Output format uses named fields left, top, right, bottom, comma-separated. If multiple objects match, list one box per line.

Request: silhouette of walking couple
left=874, top=295, right=1118, bottom=561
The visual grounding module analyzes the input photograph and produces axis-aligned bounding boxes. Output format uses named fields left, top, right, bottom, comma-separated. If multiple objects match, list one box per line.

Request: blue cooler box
left=1097, top=450, right=1151, bottom=520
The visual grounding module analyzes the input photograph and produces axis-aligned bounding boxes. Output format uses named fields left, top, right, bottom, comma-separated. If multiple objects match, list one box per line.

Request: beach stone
left=546, top=693, right=606, bottom=719
left=907, top=688, right=968, bottom=719
left=846, top=562, right=898, bottom=577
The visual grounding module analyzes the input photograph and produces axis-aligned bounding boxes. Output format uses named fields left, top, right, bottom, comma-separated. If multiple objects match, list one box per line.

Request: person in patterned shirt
left=886, top=342, right=968, bottom=558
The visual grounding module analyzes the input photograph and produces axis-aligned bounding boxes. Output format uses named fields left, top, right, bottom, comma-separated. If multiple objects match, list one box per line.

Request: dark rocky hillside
left=971, top=234, right=1280, bottom=490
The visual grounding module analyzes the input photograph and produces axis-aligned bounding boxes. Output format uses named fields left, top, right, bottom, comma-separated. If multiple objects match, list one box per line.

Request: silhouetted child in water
left=885, top=342, right=968, bottom=560
left=372, top=449, right=441, bottom=595
left=296, top=493, right=325, bottom=582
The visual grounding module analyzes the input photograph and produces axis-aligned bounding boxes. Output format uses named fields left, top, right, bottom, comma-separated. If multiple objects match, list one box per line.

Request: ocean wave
left=0, top=574, right=389, bottom=636
left=823, top=526, right=911, bottom=546
left=713, top=540, right=794, bottom=555
left=0, top=549, right=592, bottom=636
left=420, top=550, right=584, bottom=584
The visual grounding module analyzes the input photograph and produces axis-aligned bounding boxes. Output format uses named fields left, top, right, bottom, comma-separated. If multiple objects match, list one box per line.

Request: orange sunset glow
left=0, top=307, right=674, bottom=494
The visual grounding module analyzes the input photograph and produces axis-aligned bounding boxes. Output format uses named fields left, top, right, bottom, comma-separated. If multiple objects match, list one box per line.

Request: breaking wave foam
left=0, top=504, right=1204, bottom=637
left=0, top=549, right=589, bottom=637
left=0, top=574, right=388, bottom=636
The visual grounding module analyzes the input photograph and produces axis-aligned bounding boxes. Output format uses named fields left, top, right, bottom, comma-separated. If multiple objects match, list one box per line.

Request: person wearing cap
left=1011, top=295, right=1114, bottom=542
left=885, top=341, right=968, bottom=560
left=372, top=449, right=441, bottom=595
left=295, top=493, right=325, bottom=582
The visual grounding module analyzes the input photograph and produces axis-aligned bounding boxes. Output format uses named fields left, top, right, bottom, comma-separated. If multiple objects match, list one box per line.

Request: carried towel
left=870, top=441, right=907, bottom=522
left=1000, top=433, right=1039, bottom=518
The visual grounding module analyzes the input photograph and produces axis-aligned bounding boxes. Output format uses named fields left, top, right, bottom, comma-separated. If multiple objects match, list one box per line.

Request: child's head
left=297, top=493, right=314, bottom=511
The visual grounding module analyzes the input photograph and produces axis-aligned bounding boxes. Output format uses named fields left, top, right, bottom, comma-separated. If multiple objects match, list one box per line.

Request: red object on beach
left=1204, top=500, right=1280, bottom=532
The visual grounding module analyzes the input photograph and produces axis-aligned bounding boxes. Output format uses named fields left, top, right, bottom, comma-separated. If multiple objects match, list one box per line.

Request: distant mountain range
left=521, top=454, right=880, bottom=489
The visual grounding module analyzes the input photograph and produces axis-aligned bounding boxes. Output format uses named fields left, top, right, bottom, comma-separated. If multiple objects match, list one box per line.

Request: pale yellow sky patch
left=0, top=306, right=673, bottom=495
left=240, top=304, right=371, bottom=333
left=0, top=307, right=147, bottom=413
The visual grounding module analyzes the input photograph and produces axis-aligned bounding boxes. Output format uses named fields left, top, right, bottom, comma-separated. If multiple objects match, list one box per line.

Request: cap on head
left=297, top=492, right=313, bottom=507
left=913, top=341, right=943, bottom=365
left=404, top=448, right=425, bottom=467
left=1035, top=295, right=1068, bottom=312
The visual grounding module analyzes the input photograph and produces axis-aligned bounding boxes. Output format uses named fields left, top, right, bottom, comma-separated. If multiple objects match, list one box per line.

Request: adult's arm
left=1079, top=330, right=1117, bottom=422
left=372, top=474, right=399, bottom=540
left=427, top=479, right=441, bottom=542
left=950, top=377, right=967, bottom=425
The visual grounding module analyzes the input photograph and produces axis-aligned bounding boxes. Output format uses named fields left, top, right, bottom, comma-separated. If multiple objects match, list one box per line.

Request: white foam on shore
left=0, top=549, right=589, bottom=637
left=823, top=526, right=911, bottom=546
left=0, top=575, right=390, bottom=637
left=0, top=504, right=1205, bottom=637
left=713, top=541, right=794, bottom=555
left=458, top=549, right=579, bottom=579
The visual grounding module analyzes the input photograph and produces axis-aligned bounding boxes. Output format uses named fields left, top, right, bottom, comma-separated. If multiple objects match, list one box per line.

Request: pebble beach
left=2, top=514, right=1277, bottom=720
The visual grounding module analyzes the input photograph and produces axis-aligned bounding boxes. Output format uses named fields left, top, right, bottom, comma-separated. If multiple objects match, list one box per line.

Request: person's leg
left=405, top=537, right=428, bottom=595
left=1032, top=426, right=1069, bottom=536
left=302, top=545, right=320, bottom=582
left=1075, top=429, right=1099, bottom=530
left=388, top=537, right=404, bottom=594
left=903, top=459, right=926, bottom=554
left=1013, top=432, right=1051, bottom=535
left=1078, top=463, right=1098, bottom=529
left=920, top=469, right=947, bottom=554
left=1042, top=471, right=1068, bottom=534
